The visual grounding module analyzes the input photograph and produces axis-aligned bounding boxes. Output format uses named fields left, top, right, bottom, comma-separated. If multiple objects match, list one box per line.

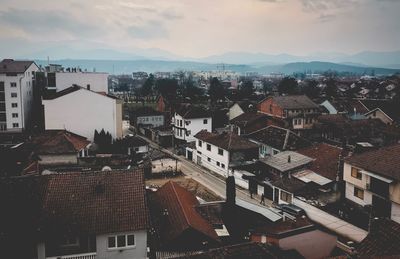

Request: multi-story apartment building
left=343, top=144, right=400, bottom=223
left=0, top=59, right=39, bottom=132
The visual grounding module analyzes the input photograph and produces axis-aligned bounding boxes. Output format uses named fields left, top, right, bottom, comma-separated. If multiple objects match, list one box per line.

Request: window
left=0, top=103, right=5, bottom=112
left=351, top=167, right=362, bottom=180
left=207, top=144, right=211, bottom=151
left=207, top=157, right=211, bottom=162
left=61, top=236, right=79, bottom=247
left=10, top=82, right=16, bottom=87
left=12, top=113, right=18, bottom=118
left=198, top=140, right=202, bottom=147
left=12, top=123, right=19, bottom=128
left=108, top=234, right=135, bottom=249
left=0, top=81, right=4, bottom=91
left=354, top=187, right=364, bottom=200
left=203, top=119, right=208, bottom=124
left=216, top=161, right=220, bottom=166
left=218, top=148, right=223, bottom=155
left=280, top=190, right=292, bottom=203
left=11, top=92, right=17, bottom=98
left=221, top=163, right=225, bottom=169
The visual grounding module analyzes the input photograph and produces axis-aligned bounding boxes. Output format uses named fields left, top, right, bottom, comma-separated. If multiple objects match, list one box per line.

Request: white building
left=43, top=86, right=122, bottom=140
left=189, top=130, right=259, bottom=178
left=343, top=144, right=400, bottom=223
left=0, top=59, right=39, bottom=132
left=48, top=69, right=108, bottom=93
left=173, top=106, right=212, bottom=143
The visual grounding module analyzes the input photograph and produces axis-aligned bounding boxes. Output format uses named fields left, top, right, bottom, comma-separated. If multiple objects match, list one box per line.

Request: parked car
left=277, top=204, right=305, bottom=217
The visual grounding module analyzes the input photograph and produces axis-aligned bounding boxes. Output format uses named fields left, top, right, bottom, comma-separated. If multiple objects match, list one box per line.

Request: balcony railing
left=47, top=252, right=96, bottom=259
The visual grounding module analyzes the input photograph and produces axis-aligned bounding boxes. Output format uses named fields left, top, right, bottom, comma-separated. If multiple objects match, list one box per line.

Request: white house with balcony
left=173, top=106, right=212, bottom=143
left=343, top=144, right=400, bottom=223
left=0, top=59, right=39, bottom=132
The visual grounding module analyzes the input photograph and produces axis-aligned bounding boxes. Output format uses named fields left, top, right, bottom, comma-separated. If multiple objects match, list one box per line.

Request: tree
left=155, top=78, right=178, bottom=98
left=325, top=78, right=337, bottom=98
left=208, top=77, right=225, bottom=103
left=278, top=77, right=299, bottom=95
left=302, top=80, right=320, bottom=99
left=140, top=74, right=155, bottom=96
left=240, top=79, right=254, bottom=98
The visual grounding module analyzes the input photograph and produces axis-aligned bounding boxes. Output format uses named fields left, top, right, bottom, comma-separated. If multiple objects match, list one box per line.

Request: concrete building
left=43, top=85, right=122, bottom=140
left=0, top=59, right=39, bottom=132
left=47, top=68, right=108, bottom=93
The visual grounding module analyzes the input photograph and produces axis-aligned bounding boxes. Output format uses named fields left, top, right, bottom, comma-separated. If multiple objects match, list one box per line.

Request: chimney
left=226, top=173, right=236, bottom=206
left=288, top=155, right=291, bottom=163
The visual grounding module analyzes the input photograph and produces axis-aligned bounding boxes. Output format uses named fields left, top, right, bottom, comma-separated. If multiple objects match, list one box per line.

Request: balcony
left=47, top=252, right=96, bottom=259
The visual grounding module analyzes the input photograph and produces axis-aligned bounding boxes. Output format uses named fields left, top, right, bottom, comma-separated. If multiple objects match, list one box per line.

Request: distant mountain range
left=34, top=59, right=400, bottom=76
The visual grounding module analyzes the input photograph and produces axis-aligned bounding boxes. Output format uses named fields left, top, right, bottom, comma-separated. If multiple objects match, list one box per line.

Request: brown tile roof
left=345, top=144, right=400, bottom=181
left=248, top=125, right=310, bottom=151
left=194, top=130, right=258, bottom=151
left=266, top=95, right=319, bottom=110
left=0, top=59, right=35, bottom=74
left=43, top=85, right=120, bottom=100
left=176, top=105, right=210, bottom=119
left=166, top=242, right=302, bottom=259
left=298, top=143, right=345, bottom=181
left=30, top=130, right=90, bottom=154
left=40, top=170, right=149, bottom=236
left=150, top=181, right=219, bottom=244
left=357, top=219, right=400, bottom=257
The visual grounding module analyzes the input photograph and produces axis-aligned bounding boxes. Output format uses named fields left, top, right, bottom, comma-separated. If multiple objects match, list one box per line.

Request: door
left=197, top=155, right=202, bottom=165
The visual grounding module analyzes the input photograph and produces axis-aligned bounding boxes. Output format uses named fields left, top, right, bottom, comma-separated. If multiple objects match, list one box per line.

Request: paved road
left=130, top=129, right=367, bottom=242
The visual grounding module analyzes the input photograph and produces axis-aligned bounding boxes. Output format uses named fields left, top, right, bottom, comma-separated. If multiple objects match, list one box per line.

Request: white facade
left=343, top=162, right=400, bottom=224
left=173, top=113, right=212, bottom=142
left=54, top=72, right=108, bottom=93
left=192, top=136, right=230, bottom=177
left=136, top=115, right=164, bottom=128
left=43, top=88, right=122, bottom=140
left=0, top=63, right=39, bottom=132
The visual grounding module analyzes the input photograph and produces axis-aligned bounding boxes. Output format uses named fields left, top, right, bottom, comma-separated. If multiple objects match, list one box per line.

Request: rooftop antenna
left=47, top=56, right=50, bottom=66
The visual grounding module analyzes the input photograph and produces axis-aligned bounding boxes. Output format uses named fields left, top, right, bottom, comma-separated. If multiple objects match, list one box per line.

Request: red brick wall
left=157, top=96, right=165, bottom=112
left=258, top=98, right=284, bottom=118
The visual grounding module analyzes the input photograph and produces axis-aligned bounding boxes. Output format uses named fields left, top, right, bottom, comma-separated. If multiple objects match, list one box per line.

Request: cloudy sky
left=0, top=0, right=399, bottom=58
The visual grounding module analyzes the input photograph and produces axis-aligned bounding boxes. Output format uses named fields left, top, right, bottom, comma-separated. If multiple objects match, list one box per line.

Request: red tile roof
left=30, top=130, right=90, bottom=154
left=151, top=181, right=219, bottom=244
left=345, top=144, right=400, bottom=181
left=298, top=143, right=345, bottom=181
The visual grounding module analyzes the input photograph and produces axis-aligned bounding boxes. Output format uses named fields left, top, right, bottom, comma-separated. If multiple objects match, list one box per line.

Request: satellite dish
left=101, top=166, right=112, bottom=171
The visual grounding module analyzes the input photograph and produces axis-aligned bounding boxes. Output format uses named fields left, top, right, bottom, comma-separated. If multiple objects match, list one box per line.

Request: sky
left=0, top=0, right=399, bottom=59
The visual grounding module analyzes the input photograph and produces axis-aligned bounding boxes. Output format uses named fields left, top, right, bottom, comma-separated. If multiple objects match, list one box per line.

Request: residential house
left=259, top=151, right=314, bottom=204
left=191, top=130, right=259, bottom=177
left=0, top=59, right=39, bottom=132
left=43, top=85, right=123, bottom=140
left=343, top=144, right=400, bottom=223
left=227, top=101, right=256, bottom=120
left=29, top=130, right=91, bottom=166
left=131, top=107, right=165, bottom=129
left=360, top=99, right=400, bottom=125
left=258, top=95, right=320, bottom=130
left=173, top=106, right=212, bottom=143
left=0, top=169, right=150, bottom=259
left=148, top=181, right=220, bottom=251
left=247, top=125, right=310, bottom=157
left=229, top=112, right=282, bottom=136
left=123, top=135, right=149, bottom=155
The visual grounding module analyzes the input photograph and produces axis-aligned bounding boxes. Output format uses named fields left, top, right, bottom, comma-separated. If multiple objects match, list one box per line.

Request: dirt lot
left=146, top=176, right=222, bottom=202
